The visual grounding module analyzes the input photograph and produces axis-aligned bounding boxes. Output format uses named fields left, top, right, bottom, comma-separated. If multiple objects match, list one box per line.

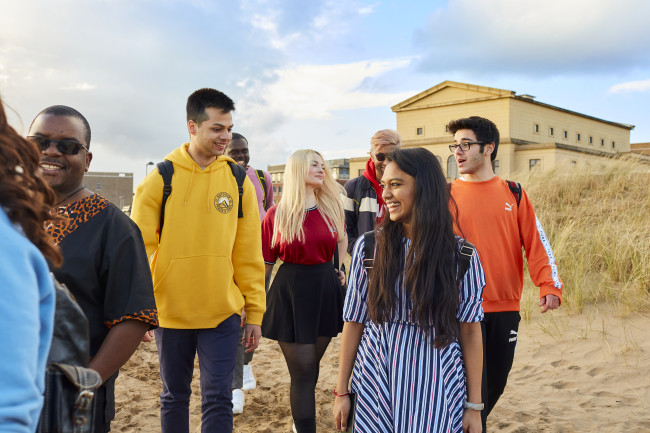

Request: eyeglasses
left=28, top=136, right=88, bottom=155
left=449, top=141, right=485, bottom=152
left=373, top=152, right=387, bottom=162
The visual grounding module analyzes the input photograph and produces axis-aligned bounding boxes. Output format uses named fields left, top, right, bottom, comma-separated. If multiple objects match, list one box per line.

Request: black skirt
left=262, top=261, right=344, bottom=344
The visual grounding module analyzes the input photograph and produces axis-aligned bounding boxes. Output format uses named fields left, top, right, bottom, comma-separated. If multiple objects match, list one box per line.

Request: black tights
left=279, top=337, right=331, bottom=433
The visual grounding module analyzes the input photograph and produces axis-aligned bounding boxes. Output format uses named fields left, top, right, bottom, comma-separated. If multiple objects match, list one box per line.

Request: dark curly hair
left=0, top=98, right=62, bottom=266
left=368, top=148, right=461, bottom=348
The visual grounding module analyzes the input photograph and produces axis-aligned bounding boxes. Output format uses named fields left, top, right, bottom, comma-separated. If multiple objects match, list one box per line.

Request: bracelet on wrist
left=333, top=389, right=350, bottom=397
left=463, top=400, right=484, bottom=411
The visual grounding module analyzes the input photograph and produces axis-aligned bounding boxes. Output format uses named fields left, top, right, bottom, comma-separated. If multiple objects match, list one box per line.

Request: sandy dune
left=113, top=305, right=650, bottom=432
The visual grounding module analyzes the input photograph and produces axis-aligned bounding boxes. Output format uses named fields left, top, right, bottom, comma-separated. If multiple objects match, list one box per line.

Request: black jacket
left=344, top=175, right=380, bottom=254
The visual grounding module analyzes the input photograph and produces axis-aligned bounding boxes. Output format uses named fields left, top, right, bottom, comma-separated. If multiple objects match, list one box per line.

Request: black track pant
left=480, top=311, right=521, bottom=431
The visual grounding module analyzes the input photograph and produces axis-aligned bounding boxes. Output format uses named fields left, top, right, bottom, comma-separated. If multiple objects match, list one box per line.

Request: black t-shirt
left=47, top=194, right=157, bottom=356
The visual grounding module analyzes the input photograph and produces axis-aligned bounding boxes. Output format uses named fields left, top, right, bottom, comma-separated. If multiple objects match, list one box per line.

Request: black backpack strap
left=255, top=169, right=268, bottom=210
left=362, top=230, right=375, bottom=271
left=156, top=160, right=174, bottom=241
left=457, top=239, right=475, bottom=282
left=505, top=179, right=522, bottom=206
left=228, top=162, right=247, bottom=218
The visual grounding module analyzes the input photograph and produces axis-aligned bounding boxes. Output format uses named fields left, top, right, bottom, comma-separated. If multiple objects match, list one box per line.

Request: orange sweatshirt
left=451, top=176, right=563, bottom=313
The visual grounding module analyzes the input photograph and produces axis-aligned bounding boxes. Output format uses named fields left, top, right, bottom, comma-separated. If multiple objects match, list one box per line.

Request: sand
left=113, top=305, right=650, bottom=432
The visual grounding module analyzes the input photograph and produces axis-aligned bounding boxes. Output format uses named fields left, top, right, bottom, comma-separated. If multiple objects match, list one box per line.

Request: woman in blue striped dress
left=333, top=148, right=485, bottom=433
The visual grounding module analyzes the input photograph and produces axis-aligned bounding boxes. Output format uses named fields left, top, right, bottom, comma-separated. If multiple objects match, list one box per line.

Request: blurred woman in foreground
left=0, top=97, right=61, bottom=432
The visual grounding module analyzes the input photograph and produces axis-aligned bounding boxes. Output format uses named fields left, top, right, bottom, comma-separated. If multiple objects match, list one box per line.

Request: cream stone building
left=349, top=81, right=639, bottom=180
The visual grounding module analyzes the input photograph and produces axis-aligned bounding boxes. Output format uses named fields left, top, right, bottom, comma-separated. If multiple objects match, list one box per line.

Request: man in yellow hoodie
left=131, top=88, right=266, bottom=433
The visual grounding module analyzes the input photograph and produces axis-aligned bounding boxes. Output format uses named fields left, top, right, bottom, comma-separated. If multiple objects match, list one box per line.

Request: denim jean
left=155, top=314, right=240, bottom=433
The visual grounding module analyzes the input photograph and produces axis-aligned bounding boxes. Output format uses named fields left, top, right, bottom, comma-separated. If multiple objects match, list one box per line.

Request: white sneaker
left=242, top=364, right=257, bottom=390
left=292, top=422, right=297, bottom=433
left=232, top=389, right=245, bottom=415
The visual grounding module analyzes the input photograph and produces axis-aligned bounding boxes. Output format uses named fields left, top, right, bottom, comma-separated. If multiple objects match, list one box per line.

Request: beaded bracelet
left=333, top=389, right=351, bottom=397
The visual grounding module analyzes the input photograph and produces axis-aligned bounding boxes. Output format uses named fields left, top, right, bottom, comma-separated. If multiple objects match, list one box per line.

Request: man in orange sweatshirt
left=448, top=116, right=563, bottom=430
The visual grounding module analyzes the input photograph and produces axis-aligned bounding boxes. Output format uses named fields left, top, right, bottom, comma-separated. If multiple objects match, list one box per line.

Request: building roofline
left=391, top=80, right=634, bottom=131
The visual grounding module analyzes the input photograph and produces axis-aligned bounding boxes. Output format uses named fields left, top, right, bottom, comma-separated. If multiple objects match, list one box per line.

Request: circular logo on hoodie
left=214, top=192, right=234, bottom=214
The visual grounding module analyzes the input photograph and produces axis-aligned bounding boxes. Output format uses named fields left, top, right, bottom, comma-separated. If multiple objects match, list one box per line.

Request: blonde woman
left=261, top=149, right=347, bottom=433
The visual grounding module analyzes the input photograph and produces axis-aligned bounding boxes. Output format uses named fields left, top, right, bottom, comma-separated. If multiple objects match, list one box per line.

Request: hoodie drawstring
left=184, top=164, right=195, bottom=207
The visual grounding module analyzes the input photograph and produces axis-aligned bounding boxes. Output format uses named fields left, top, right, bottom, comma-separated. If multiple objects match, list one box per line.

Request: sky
left=2, top=0, right=649, bottom=188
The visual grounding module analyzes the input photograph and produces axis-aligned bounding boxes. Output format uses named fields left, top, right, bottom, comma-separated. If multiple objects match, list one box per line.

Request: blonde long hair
left=271, top=149, right=345, bottom=247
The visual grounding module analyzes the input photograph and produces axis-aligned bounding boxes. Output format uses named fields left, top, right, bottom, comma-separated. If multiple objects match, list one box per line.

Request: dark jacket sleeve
left=344, top=178, right=360, bottom=254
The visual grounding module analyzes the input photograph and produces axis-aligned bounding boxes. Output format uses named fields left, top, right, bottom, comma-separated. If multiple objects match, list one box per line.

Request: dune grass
left=516, top=156, right=650, bottom=318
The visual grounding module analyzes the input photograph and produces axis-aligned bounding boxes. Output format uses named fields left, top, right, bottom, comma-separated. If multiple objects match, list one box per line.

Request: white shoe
left=292, top=422, right=297, bottom=433
left=242, top=364, right=257, bottom=390
left=232, top=389, right=245, bottom=415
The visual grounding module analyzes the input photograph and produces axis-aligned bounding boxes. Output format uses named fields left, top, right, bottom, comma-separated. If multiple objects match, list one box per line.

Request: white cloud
left=239, top=58, right=414, bottom=121
left=357, top=3, right=378, bottom=15
left=416, top=0, right=650, bottom=75
left=250, top=13, right=302, bottom=50
left=609, top=79, right=650, bottom=94
left=61, top=82, right=96, bottom=91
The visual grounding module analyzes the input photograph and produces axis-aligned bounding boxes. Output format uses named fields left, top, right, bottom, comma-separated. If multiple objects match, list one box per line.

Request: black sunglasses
left=28, top=136, right=88, bottom=155
left=374, top=152, right=388, bottom=162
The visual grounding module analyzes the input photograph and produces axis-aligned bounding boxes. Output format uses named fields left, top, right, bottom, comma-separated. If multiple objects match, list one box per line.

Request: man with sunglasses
left=448, top=116, right=563, bottom=431
left=344, top=129, right=401, bottom=253
left=29, top=105, right=158, bottom=432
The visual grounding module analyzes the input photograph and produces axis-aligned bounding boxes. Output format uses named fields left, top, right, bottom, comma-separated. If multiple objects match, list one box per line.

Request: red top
left=262, top=205, right=338, bottom=265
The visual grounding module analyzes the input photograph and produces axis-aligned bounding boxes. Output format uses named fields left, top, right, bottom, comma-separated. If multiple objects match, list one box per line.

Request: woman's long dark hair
left=0, top=99, right=62, bottom=266
left=367, top=148, right=460, bottom=348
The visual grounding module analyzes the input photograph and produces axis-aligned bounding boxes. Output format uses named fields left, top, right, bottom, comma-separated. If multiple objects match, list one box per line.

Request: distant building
left=85, top=171, right=133, bottom=210
left=268, top=158, right=350, bottom=202
left=350, top=80, right=647, bottom=181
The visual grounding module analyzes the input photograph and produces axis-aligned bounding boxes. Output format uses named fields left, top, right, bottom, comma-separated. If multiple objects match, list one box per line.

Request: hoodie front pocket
left=154, top=255, right=238, bottom=319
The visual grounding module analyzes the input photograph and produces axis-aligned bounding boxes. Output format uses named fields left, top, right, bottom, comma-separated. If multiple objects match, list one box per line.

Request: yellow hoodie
left=131, top=143, right=265, bottom=329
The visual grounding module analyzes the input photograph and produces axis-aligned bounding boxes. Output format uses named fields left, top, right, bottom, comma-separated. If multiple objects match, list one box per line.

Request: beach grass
left=516, top=156, right=650, bottom=319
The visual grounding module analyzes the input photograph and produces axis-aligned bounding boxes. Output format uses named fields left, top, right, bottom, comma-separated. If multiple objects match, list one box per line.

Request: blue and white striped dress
left=344, top=236, right=485, bottom=433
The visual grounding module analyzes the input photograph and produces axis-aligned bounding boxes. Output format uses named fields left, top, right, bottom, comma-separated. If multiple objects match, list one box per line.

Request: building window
left=445, top=125, right=449, bottom=133
left=436, top=155, right=442, bottom=165
left=447, top=155, right=458, bottom=180
left=493, top=160, right=500, bottom=175
left=563, top=130, right=568, bottom=139
left=529, top=159, right=541, bottom=170
left=534, top=124, right=539, bottom=133
left=416, top=127, right=424, bottom=136
left=96, top=183, right=101, bottom=190
left=612, top=141, right=615, bottom=148
left=549, top=127, right=554, bottom=136
left=589, top=136, right=593, bottom=144
left=601, top=139, right=604, bottom=146
left=577, top=133, right=581, bottom=141
left=358, top=169, right=364, bottom=177
left=278, top=186, right=282, bottom=194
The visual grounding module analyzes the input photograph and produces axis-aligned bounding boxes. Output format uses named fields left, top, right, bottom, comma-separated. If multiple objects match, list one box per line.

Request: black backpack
left=253, top=169, right=268, bottom=210
left=156, top=159, right=247, bottom=241
left=505, top=179, right=522, bottom=206
left=38, top=277, right=102, bottom=433
left=361, top=231, right=476, bottom=283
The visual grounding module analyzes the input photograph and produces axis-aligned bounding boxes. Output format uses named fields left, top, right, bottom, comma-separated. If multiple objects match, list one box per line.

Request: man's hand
left=539, top=294, right=560, bottom=313
left=240, top=308, right=247, bottom=327
left=243, top=323, right=261, bottom=353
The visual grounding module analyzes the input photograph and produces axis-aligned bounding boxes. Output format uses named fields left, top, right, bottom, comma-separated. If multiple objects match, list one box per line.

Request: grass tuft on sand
left=514, top=156, right=650, bottom=318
